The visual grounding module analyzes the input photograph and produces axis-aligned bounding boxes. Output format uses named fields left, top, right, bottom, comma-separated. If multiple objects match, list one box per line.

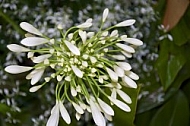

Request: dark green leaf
left=0, top=103, right=11, bottom=115
left=156, top=40, right=186, bottom=90
left=113, top=86, right=140, bottom=126
left=150, top=90, right=189, bottom=126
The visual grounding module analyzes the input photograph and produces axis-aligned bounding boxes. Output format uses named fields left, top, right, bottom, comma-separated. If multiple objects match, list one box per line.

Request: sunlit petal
left=20, top=22, right=42, bottom=36
left=5, top=65, right=33, bottom=74
left=7, top=44, right=30, bottom=52
left=21, top=37, right=48, bottom=46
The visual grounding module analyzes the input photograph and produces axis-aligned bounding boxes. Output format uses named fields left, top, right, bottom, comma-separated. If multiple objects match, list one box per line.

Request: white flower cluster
left=5, top=8, right=143, bottom=126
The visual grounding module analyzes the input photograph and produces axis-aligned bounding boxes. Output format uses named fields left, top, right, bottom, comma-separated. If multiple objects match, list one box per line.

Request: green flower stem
left=90, top=77, right=109, bottom=97
left=64, top=83, right=73, bottom=102
left=85, top=75, right=98, bottom=97
left=58, top=81, right=65, bottom=100
left=55, top=82, right=60, bottom=99
left=99, top=58, right=114, bottom=67
left=64, top=26, right=76, bottom=39
left=78, top=78, right=90, bottom=99
left=95, top=40, right=118, bottom=52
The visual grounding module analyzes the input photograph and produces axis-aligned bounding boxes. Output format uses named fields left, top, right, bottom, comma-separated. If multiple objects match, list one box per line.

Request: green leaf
left=150, top=90, right=189, bottom=126
left=156, top=40, right=186, bottom=91
left=113, top=86, right=140, bottom=126
left=0, top=103, right=11, bottom=115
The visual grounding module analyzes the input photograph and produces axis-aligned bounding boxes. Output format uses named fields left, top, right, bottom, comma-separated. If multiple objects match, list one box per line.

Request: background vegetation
left=0, top=0, right=190, bottom=126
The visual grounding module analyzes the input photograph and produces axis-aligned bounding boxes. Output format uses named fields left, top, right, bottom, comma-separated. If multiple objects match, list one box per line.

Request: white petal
left=31, top=68, right=45, bottom=85
left=111, top=55, right=126, bottom=60
left=115, top=19, right=136, bottom=27
left=111, top=88, right=117, bottom=99
left=89, top=99, right=106, bottom=126
left=116, top=89, right=132, bottom=104
left=125, top=71, right=139, bottom=80
left=109, top=97, right=131, bottom=112
left=114, top=65, right=125, bottom=77
left=110, top=30, right=118, bottom=37
left=85, top=18, right=93, bottom=23
left=21, top=37, right=48, bottom=47
left=65, top=40, right=80, bottom=55
left=32, top=54, right=51, bottom=63
left=121, top=51, right=132, bottom=58
left=104, top=113, right=112, bottom=121
left=79, top=30, right=87, bottom=43
left=106, top=67, right=118, bottom=82
left=87, top=32, right=95, bottom=38
left=76, top=22, right=92, bottom=28
left=102, top=8, right=109, bottom=22
left=20, top=22, right=42, bottom=36
left=72, top=102, right=84, bottom=114
left=122, top=75, right=137, bottom=88
left=116, top=43, right=135, bottom=53
left=71, top=86, right=77, bottom=96
left=121, top=37, right=143, bottom=46
left=5, top=65, right=33, bottom=74
left=29, top=85, right=43, bottom=92
left=71, top=65, right=83, bottom=78
left=27, top=52, right=34, bottom=58
left=59, top=101, right=71, bottom=124
left=90, top=56, right=97, bottom=64
left=76, top=112, right=81, bottom=121
left=46, top=103, right=59, bottom=126
left=97, top=98, right=114, bottom=116
left=116, top=62, right=131, bottom=71
left=101, top=31, right=108, bottom=37
left=7, top=44, right=30, bottom=52
left=56, top=75, right=63, bottom=82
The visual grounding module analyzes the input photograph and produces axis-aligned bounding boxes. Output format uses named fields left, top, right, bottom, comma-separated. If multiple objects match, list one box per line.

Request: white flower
left=89, top=98, right=106, bottom=126
left=108, top=97, right=131, bottom=112
left=111, top=55, right=126, bottom=60
left=46, top=102, right=59, bottom=126
left=72, top=102, right=84, bottom=114
left=121, top=36, right=143, bottom=46
left=121, top=51, right=132, bottom=58
left=125, top=71, right=139, bottom=80
left=7, top=44, right=30, bottom=52
left=116, top=62, right=131, bottom=71
left=5, top=65, right=33, bottom=74
left=26, top=68, right=45, bottom=85
left=76, top=112, right=81, bottom=121
left=122, top=75, right=137, bottom=88
left=116, top=89, right=132, bottom=104
left=115, top=19, right=136, bottom=27
left=116, top=43, right=135, bottom=53
left=20, top=22, right=42, bottom=36
left=71, top=86, right=77, bottom=96
left=47, top=100, right=71, bottom=126
left=85, top=18, right=93, bottom=23
left=29, top=84, right=43, bottom=92
left=113, top=65, right=125, bottom=77
left=32, top=54, right=52, bottom=63
left=76, top=22, right=92, bottom=28
left=64, top=40, right=80, bottom=55
left=21, top=37, right=48, bottom=46
left=106, top=67, right=118, bottom=82
left=110, top=30, right=118, bottom=37
left=79, top=30, right=87, bottom=43
left=102, top=8, right=109, bottom=22
left=71, top=65, right=83, bottom=78
left=97, top=98, right=114, bottom=116
left=59, top=101, right=71, bottom=124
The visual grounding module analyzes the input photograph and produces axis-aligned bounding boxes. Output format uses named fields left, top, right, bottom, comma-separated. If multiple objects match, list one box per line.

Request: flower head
left=5, top=8, right=142, bottom=126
